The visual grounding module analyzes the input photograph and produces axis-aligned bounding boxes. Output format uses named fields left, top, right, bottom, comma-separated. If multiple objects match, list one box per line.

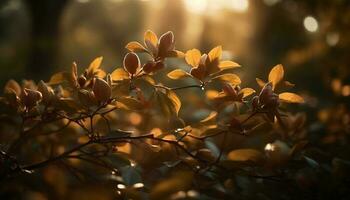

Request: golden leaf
left=48, top=72, right=69, bottom=85
left=88, top=56, right=103, bottom=72
left=200, top=111, right=217, bottom=123
left=185, top=49, right=201, bottom=67
left=239, top=88, right=256, bottom=98
left=206, top=90, right=219, bottom=100
left=268, top=64, right=284, bottom=89
left=144, top=30, right=158, bottom=47
left=125, top=41, right=147, bottom=52
left=212, top=73, right=241, bottom=85
left=219, top=61, right=240, bottom=70
left=110, top=68, right=130, bottom=81
left=279, top=92, right=305, bottom=103
left=208, top=46, right=222, bottom=62
left=228, top=149, right=264, bottom=164
left=256, top=78, right=266, bottom=87
left=167, top=69, right=191, bottom=80
left=167, top=90, right=181, bottom=115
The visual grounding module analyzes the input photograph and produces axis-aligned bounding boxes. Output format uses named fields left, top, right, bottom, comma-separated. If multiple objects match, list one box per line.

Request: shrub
left=0, top=30, right=315, bottom=200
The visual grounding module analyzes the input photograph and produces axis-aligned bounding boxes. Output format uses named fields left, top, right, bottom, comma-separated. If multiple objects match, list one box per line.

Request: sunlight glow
left=184, top=0, right=208, bottom=14
left=265, top=143, right=275, bottom=151
left=184, top=0, right=249, bottom=14
left=229, top=0, right=249, bottom=12
left=303, top=16, right=318, bottom=33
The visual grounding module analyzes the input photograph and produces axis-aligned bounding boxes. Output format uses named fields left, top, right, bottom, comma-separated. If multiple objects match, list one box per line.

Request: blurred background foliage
left=0, top=0, right=350, bottom=199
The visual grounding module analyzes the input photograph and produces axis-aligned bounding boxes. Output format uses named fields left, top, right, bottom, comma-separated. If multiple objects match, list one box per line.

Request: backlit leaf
left=212, top=73, right=241, bottom=85
left=48, top=72, right=69, bottom=85
left=228, top=149, right=264, bottom=164
left=208, top=46, right=222, bottom=62
left=88, top=56, right=103, bottom=71
left=219, top=61, right=240, bottom=69
left=200, top=111, right=217, bottom=123
left=167, top=69, right=191, bottom=80
left=268, top=64, right=284, bottom=89
left=256, top=78, right=266, bottom=87
left=279, top=92, right=305, bottom=103
left=185, top=49, right=201, bottom=67
left=167, top=90, right=181, bottom=115
left=144, top=30, right=158, bottom=47
left=111, top=68, right=130, bottom=81
left=239, top=88, right=256, bottom=98
left=125, top=41, right=147, bottom=52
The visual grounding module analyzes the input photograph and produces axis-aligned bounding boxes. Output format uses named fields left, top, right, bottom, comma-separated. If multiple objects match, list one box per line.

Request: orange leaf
left=256, top=78, right=266, bottom=87
left=212, top=73, right=241, bottom=85
left=268, top=64, right=284, bottom=89
left=111, top=68, right=130, bottom=81
left=279, top=92, right=305, bottom=103
left=88, top=56, right=103, bottom=71
left=167, top=69, right=191, bottom=80
left=228, top=149, right=264, bottom=164
left=219, top=61, right=240, bottom=69
left=125, top=41, right=147, bottom=52
left=144, top=30, right=158, bottom=47
left=208, top=46, right=222, bottom=62
left=239, top=88, right=256, bottom=98
left=185, top=49, right=201, bottom=67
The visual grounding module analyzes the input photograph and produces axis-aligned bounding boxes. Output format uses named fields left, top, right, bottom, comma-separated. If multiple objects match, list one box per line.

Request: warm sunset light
left=1, top=0, right=349, bottom=199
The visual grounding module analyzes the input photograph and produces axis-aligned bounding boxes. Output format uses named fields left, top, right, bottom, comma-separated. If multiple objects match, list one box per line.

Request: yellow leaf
left=208, top=46, right=222, bottom=62
left=185, top=49, right=201, bottom=67
left=110, top=68, right=130, bottom=81
left=200, top=111, right=217, bottom=123
left=167, top=90, right=181, bottom=115
left=48, top=72, right=69, bottom=85
left=279, top=92, right=305, bottom=103
left=219, top=61, right=240, bottom=69
left=239, top=88, right=256, bottom=98
left=268, top=64, right=284, bottom=89
left=256, top=78, right=266, bottom=87
left=213, top=73, right=241, bottom=85
left=88, top=56, right=103, bottom=71
left=228, top=149, right=264, bottom=163
left=144, top=30, right=158, bottom=47
left=167, top=69, right=191, bottom=80
left=205, top=90, right=219, bottom=100
left=125, top=41, right=147, bottom=52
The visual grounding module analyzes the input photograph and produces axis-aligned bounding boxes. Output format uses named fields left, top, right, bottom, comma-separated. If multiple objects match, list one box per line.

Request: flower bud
left=93, top=78, right=111, bottom=103
left=21, top=88, right=42, bottom=109
left=78, top=89, right=97, bottom=107
left=265, top=140, right=291, bottom=166
left=37, top=81, right=54, bottom=105
left=78, top=75, right=87, bottom=88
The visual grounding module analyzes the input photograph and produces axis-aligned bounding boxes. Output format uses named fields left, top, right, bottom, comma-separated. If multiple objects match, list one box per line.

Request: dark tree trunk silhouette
left=24, top=0, right=70, bottom=80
